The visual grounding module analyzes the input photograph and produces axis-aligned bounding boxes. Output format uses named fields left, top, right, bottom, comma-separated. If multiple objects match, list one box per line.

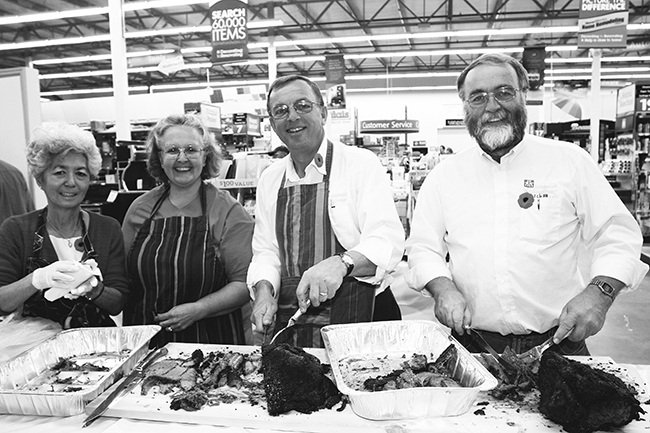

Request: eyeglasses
left=466, top=86, right=520, bottom=108
left=162, top=145, right=205, bottom=159
left=269, top=99, right=321, bottom=120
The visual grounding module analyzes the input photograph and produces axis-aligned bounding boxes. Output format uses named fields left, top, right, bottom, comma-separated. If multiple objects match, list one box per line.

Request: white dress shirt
left=247, top=138, right=405, bottom=296
left=407, top=134, right=648, bottom=335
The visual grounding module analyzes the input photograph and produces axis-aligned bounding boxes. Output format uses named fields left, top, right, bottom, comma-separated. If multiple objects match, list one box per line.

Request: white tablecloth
left=1, top=317, right=649, bottom=433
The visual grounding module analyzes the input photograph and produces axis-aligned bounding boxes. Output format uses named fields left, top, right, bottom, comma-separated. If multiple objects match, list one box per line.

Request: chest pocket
left=518, top=185, right=561, bottom=242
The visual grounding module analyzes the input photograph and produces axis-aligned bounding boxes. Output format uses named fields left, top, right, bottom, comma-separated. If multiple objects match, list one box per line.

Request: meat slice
left=261, top=343, right=341, bottom=416
left=537, top=351, right=645, bottom=433
left=140, top=359, right=197, bottom=395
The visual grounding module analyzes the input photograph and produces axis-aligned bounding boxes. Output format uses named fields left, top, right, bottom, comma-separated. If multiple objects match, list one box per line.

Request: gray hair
left=456, top=53, right=530, bottom=100
left=27, top=122, right=101, bottom=184
left=266, top=75, right=324, bottom=113
left=146, top=113, right=222, bottom=183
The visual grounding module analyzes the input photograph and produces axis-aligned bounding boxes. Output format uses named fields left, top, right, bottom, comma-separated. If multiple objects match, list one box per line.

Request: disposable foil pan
left=0, top=325, right=160, bottom=416
left=321, top=320, right=498, bottom=420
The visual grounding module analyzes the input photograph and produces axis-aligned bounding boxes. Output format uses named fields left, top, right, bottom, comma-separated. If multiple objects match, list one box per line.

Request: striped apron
left=274, top=141, right=376, bottom=348
left=124, top=184, right=245, bottom=348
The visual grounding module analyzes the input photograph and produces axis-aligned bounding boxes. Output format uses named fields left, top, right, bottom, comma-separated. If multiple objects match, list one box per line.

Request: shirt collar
left=477, top=135, right=528, bottom=165
left=285, top=137, right=329, bottom=181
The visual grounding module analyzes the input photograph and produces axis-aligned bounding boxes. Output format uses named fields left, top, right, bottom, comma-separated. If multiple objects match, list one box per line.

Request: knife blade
left=468, top=328, right=519, bottom=378
left=82, top=346, right=168, bottom=428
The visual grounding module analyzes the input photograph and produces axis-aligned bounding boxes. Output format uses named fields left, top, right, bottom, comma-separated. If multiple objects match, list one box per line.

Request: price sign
left=636, top=83, right=650, bottom=113
left=216, top=178, right=257, bottom=189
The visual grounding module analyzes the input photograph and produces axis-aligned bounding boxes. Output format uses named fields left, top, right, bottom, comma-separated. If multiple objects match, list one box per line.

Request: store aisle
left=391, top=261, right=650, bottom=364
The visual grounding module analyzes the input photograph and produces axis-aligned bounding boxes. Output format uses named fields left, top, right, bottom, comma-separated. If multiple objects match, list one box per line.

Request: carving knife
left=82, top=346, right=168, bottom=428
left=468, top=328, right=520, bottom=378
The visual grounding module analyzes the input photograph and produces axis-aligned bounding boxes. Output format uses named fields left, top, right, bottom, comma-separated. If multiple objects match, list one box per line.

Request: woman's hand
left=155, top=303, right=202, bottom=333
left=31, top=261, right=79, bottom=291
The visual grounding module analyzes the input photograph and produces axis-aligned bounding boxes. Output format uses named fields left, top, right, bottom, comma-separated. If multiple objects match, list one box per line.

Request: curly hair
left=27, top=122, right=102, bottom=184
left=146, top=114, right=222, bottom=183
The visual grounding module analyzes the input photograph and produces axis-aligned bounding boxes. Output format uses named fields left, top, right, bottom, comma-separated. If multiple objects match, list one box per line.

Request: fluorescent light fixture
left=40, top=86, right=148, bottom=97
left=547, top=55, right=650, bottom=64
left=247, top=19, right=284, bottom=29
left=33, top=54, right=113, bottom=66
left=348, top=86, right=457, bottom=93
left=123, top=0, right=207, bottom=11
left=0, top=7, right=109, bottom=26
left=0, top=35, right=109, bottom=52
left=40, top=61, right=214, bottom=80
left=128, top=26, right=210, bottom=39
left=548, top=67, right=650, bottom=74
left=151, top=78, right=268, bottom=91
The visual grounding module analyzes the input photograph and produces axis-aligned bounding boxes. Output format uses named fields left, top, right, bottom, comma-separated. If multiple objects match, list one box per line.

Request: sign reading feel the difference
left=578, top=0, right=628, bottom=48
left=210, top=0, right=248, bottom=62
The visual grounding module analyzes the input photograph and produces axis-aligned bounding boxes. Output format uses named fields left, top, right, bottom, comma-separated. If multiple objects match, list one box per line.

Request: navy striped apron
left=274, top=141, right=375, bottom=348
left=124, top=184, right=245, bottom=348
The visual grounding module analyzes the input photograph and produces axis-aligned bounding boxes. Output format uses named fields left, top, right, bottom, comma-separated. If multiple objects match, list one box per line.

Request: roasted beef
left=537, top=351, right=644, bottom=433
left=261, top=343, right=341, bottom=416
left=140, top=359, right=197, bottom=395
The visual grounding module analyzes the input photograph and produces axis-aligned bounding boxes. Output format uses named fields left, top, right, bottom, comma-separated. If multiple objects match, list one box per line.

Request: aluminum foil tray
left=0, top=325, right=160, bottom=416
left=321, top=320, right=498, bottom=420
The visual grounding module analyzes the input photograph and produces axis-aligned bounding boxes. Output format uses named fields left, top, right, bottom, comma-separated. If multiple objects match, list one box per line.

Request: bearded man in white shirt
left=407, top=53, right=647, bottom=355
left=248, top=75, right=405, bottom=348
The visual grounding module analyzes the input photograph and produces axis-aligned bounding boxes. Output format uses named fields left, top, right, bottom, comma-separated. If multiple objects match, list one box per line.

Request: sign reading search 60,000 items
left=210, top=0, right=248, bottom=62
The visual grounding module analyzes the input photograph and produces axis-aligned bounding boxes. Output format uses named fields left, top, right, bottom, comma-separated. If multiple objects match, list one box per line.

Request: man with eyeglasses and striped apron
left=248, top=75, right=405, bottom=348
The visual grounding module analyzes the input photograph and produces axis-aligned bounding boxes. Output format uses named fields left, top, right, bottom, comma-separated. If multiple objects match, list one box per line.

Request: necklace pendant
left=67, top=239, right=73, bottom=248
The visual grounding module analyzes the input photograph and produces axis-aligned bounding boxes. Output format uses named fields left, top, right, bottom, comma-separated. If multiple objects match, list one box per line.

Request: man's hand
left=425, top=277, right=471, bottom=335
left=296, top=256, right=347, bottom=312
left=251, top=282, right=278, bottom=333
left=554, top=285, right=611, bottom=343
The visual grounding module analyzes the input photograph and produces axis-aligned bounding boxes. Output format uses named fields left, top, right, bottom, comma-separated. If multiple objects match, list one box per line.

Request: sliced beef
left=261, top=343, right=341, bottom=416
left=140, top=359, right=197, bottom=395
left=537, top=350, right=645, bottom=433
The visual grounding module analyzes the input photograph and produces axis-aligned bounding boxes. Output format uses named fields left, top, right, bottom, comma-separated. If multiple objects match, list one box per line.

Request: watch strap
left=590, top=277, right=617, bottom=300
left=337, top=252, right=354, bottom=277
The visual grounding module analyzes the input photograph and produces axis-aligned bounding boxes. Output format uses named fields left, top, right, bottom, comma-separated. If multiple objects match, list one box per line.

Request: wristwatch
left=590, top=277, right=617, bottom=301
left=337, top=252, right=355, bottom=277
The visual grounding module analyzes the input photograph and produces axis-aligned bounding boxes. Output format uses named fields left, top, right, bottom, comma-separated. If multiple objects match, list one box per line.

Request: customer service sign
left=210, top=0, right=248, bottom=62
left=578, top=0, right=628, bottom=48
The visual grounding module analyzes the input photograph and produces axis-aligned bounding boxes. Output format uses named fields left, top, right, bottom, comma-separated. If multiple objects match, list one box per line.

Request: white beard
left=479, top=123, right=514, bottom=150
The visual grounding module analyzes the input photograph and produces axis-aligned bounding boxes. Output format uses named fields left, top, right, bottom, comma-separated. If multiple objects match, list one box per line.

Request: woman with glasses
left=122, top=114, right=253, bottom=347
left=0, top=122, right=128, bottom=329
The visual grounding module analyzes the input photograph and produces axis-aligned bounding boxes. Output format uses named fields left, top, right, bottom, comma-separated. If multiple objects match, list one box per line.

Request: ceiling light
left=123, top=0, right=207, bottom=11
left=0, top=35, right=109, bottom=52
left=0, top=7, right=109, bottom=26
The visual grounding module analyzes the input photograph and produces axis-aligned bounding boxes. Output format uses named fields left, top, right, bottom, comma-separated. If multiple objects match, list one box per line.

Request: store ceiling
left=0, top=0, right=648, bottom=101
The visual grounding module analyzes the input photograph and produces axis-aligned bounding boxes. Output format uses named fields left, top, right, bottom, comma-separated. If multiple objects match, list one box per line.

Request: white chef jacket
left=247, top=138, right=405, bottom=297
left=407, top=134, right=648, bottom=335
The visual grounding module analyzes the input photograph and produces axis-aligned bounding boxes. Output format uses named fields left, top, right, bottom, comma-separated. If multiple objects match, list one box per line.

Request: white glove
left=32, top=261, right=79, bottom=291
left=65, top=259, right=103, bottom=300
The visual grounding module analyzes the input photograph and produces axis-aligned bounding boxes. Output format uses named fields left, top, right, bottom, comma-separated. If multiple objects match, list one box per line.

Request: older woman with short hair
left=0, top=122, right=129, bottom=328
left=122, top=114, right=253, bottom=347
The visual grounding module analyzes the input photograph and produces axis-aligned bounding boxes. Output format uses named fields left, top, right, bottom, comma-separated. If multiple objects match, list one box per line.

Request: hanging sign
left=325, top=53, right=346, bottom=109
left=360, top=120, right=419, bottom=134
left=210, top=0, right=248, bottom=63
left=578, top=0, right=628, bottom=48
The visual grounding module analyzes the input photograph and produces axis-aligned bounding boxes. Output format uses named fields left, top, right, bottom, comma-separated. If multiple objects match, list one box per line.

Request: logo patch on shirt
left=524, top=179, right=534, bottom=188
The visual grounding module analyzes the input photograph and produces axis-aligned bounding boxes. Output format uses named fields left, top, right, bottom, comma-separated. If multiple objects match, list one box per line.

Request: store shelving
left=615, top=82, right=650, bottom=238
